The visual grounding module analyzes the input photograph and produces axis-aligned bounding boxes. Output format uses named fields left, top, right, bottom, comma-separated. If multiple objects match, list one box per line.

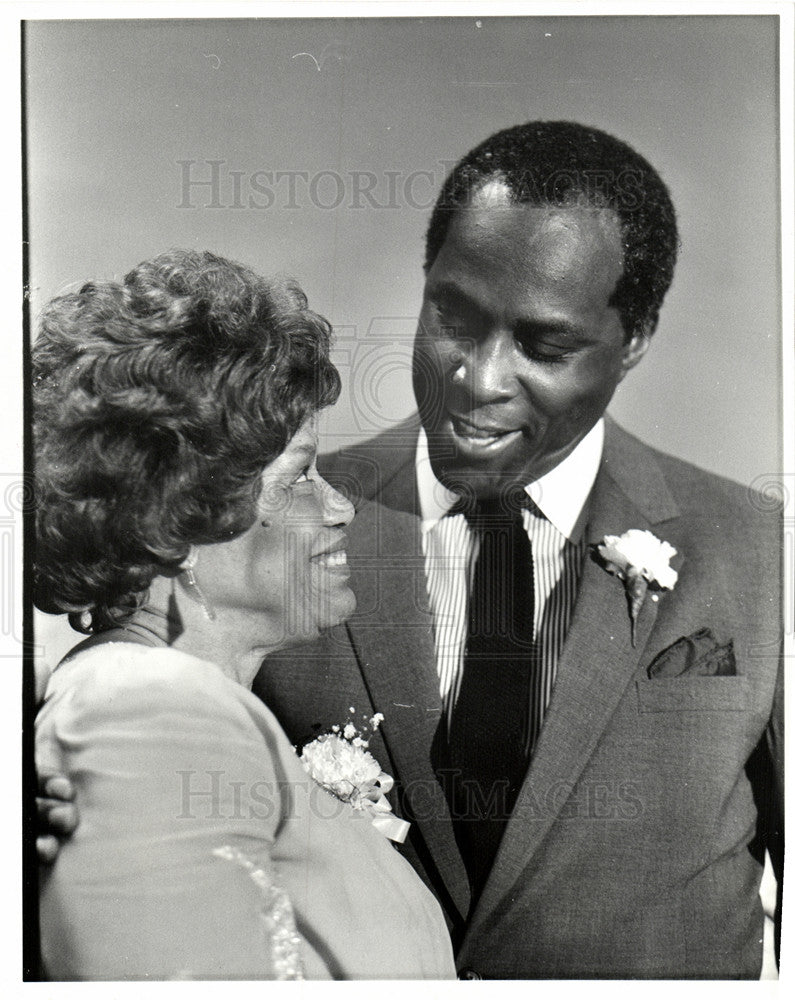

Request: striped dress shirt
left=417, top=420, right=604, bottom=757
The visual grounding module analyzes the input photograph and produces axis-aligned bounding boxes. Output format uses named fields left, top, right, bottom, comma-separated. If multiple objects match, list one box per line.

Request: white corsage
left=597, top=529, right=678, bottom=646
left=300, top=710, right=410, bottom=844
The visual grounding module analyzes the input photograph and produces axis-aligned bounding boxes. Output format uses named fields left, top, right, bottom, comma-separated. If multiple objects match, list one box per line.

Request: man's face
left=413, top=183, right=649, bottom=497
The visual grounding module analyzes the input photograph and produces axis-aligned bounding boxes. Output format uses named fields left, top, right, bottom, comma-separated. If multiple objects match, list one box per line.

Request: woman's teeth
left=317, top=550, right=347, bottom=567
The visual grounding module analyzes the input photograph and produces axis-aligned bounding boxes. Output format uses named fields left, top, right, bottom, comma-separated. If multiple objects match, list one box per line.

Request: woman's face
left=196, top=418, right=356, bottom=650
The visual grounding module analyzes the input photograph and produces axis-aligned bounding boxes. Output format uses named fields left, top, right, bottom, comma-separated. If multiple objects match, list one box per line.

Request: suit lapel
left=469, top=420, right=683, bottom=926
left=342, top=443, right=471, bottom=921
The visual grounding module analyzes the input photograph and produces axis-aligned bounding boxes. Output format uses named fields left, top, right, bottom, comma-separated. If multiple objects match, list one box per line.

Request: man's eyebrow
left=425, top=282, right=500, bottom=335
left=427, top=281, right=485, bottom=314
left=513, top=317, right=590, bottom=341
left=429, top=281, right=590, bottom=341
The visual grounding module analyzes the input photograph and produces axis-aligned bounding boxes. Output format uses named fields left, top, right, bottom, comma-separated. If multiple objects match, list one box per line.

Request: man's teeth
left=453, top=419, right=511, bottom=440
left=463, top=426, right=504, bottom=439
left=318, top=550, right=347, bottom=567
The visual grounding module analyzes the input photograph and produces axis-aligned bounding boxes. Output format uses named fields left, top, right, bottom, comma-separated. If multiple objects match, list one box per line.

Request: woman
left=33, top=249, right=455, bottom=980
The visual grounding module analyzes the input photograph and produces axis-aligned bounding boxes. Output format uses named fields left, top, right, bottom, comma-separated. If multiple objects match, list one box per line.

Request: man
left=39, top=122, right=783, bottom=978
left=255, top=122, right=783, bottom=978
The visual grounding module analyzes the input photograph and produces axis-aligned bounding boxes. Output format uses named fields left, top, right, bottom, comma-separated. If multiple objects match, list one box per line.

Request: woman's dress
left=36, top=643, right=455, bottom=980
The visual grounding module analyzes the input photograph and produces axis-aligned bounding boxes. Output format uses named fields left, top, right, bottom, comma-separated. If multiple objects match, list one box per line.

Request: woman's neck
left=130, top=577, right=281, bottom=688
left=114, top=603, right=178, bottom=647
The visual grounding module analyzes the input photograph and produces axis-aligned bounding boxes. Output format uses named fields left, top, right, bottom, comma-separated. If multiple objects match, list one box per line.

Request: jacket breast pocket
left=636, top=675, right=752, bottom=713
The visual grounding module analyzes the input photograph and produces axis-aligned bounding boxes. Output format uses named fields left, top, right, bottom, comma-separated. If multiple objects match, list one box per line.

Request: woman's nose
left=321, top=477, right=355, bottom=526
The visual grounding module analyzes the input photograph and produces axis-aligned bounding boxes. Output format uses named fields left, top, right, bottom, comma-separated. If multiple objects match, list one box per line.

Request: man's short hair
left=424, top=121, right=679, bottom=339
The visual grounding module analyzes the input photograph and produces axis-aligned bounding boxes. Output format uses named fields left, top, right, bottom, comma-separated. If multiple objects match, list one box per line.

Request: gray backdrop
left=26, top=15, right=782, bottom=666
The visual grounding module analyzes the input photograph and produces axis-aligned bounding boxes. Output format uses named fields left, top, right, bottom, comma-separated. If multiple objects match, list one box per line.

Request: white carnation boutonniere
left=300, top=709, right=410, bottom=844
left=596, top=529, right=678, bottom=646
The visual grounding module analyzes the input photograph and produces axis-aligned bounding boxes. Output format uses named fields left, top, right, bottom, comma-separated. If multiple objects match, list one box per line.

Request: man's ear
left=619, top=327, right=651, bottom=381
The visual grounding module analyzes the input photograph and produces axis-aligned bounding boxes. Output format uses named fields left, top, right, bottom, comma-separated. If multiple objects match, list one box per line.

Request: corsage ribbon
left=364, top=771, right=411, bottom=844
left=299, top=713, right=411, bottom=845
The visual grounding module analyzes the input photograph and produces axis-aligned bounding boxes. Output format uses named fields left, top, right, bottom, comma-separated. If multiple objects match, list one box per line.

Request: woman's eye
left=293, top=469, right=311, bottom=485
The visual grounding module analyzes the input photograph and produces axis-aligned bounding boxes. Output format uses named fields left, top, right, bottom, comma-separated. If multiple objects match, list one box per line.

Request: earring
left=179, top=547, right=216, bottom=621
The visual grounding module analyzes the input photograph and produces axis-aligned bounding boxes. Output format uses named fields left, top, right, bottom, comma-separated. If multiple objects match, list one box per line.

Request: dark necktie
left=445, top=496, right=535, bottom=901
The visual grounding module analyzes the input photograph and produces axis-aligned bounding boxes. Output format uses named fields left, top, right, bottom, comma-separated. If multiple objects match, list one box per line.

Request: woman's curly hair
left=33, top=249, right=341, bottom=632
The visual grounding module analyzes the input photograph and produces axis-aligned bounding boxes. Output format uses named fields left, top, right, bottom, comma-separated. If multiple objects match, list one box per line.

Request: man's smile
left=448, top=412, right=524, bottom=450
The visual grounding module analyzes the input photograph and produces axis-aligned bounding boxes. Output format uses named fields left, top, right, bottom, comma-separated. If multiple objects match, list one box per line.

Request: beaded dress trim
left=212, top=845, right=305, bottom=980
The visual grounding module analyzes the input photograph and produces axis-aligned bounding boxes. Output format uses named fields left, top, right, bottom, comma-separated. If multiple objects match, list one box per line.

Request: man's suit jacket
left=255, top=415, right=783, bottom=979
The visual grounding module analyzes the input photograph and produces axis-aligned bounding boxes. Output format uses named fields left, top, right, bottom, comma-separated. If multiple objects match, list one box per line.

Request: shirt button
left=460, top=968, right=482, bottom=980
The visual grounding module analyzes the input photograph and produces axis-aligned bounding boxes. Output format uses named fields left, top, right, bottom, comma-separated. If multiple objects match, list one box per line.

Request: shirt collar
left=416, top=418, right=604, bottom=542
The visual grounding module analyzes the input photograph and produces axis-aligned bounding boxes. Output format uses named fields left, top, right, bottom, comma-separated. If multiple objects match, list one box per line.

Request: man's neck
left=416, top=418, right=604, bottom=541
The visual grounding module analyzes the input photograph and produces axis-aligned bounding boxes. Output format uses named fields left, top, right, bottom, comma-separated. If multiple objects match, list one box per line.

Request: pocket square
left=647, top=627, right=736, bottom=679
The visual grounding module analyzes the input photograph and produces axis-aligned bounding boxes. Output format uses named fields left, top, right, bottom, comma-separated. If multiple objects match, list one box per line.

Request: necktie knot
left=455, top=489, right=529, bottom=529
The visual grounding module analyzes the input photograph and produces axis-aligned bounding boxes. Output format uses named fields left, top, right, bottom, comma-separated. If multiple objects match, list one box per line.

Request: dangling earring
left=179, top=546, right=216, bottom=621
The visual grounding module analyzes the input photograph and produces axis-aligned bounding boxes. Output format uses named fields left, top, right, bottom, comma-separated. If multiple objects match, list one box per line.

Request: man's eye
left=293, top=469, right=311, bottom=485
left=433, top=302, right=468, bottom=334
left=436, top=310, right=462, bottom=333
left=516, top=338, right=570, bottom=363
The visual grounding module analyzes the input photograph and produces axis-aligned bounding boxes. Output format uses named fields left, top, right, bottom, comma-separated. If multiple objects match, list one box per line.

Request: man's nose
left=456, top=332, right=520, bottom=404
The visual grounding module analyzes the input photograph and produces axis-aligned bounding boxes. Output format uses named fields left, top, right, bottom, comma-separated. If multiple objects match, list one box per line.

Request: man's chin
left=424, top=431, right=532, bottom=497
left=431, top=457, right=532, bottom=500
left=425, top=420, right=587, bottom=496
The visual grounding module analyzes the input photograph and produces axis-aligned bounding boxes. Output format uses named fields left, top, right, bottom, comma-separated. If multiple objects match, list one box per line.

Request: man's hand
left=37, top=774, right=78, bottom=864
